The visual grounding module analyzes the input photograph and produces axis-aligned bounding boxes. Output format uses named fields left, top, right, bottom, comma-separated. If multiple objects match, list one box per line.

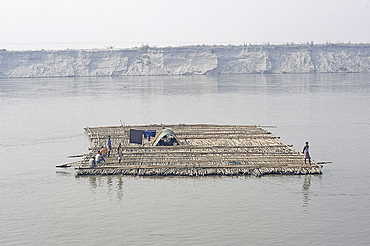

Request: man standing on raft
left=303, top=142, right=311, bottom=165
left=107, top=135, right=112, bottom=157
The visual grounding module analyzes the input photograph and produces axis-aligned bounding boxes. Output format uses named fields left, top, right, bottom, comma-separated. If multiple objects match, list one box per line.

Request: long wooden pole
left=68, top=154, right=87, bottom=158
left=56, top=160, right=81, bottom=168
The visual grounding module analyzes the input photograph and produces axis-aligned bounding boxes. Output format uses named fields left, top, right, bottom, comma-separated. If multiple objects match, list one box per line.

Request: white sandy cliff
left=0, top=44, right=369, bottom=77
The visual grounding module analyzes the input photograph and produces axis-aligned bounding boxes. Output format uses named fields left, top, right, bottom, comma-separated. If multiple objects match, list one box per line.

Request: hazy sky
left=1, top=0, right=370, bottom=50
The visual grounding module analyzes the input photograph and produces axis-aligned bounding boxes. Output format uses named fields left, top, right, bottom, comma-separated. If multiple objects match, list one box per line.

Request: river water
left=0, top=74, right=369, bottom=245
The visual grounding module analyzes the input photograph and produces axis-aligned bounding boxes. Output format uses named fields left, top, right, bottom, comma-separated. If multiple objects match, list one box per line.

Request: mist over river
left=1, top=73, right=370, bottom=245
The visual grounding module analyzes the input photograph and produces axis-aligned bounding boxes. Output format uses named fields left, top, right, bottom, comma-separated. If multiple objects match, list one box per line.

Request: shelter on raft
left=76, top=124, right=322, bottom=176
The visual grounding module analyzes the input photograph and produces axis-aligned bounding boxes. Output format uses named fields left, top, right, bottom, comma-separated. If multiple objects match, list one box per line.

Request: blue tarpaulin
left=143, top=130, right=156, bottom=141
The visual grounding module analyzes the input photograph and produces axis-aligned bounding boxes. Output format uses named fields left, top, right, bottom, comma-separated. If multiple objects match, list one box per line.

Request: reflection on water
left=88, top=176, right=98, bottom=190
left=117, top=176, right=124, bottom=201
left=85, top=175, right=125, bottom=201
left=106, top=176, right=113, bottom=198
left=302, top=175, right=311, bottom=209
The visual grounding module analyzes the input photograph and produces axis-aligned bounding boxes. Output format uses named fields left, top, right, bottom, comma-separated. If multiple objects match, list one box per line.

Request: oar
left=68, top=154, right=87, bottom=158
left=56, top=160, right=81, bottom=168
left=260, top=125, right=277, bottom=128
left=316, top=161, right=332, bottom=164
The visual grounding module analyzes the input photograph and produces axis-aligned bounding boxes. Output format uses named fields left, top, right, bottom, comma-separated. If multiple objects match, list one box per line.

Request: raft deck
left=76, top=124, right=322, bottom=176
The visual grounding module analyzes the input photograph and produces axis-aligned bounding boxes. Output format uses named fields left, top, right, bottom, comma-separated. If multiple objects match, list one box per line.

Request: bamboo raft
left=75, top=124, right=322, bottom=176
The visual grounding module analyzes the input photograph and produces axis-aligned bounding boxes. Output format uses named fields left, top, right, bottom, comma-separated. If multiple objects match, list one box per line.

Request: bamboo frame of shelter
left=76, top=124, right=322, bottom=176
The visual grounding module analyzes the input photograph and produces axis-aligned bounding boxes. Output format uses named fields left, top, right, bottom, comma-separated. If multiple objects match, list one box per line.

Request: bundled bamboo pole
left=77, top=124, right=321, bottom=176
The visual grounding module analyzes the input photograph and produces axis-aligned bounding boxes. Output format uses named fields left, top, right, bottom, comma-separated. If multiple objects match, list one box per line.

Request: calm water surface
left=0, top=74, right=370, bottom=245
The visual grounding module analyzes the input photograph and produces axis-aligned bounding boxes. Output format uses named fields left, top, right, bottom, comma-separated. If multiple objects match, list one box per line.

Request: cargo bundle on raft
left=75, top=124, right=322, bottom=177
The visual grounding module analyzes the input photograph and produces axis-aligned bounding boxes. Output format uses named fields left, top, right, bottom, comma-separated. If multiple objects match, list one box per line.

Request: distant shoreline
left=2, top=42, right=370, bottom=52
left=1, top=43, right=370, bottom=77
